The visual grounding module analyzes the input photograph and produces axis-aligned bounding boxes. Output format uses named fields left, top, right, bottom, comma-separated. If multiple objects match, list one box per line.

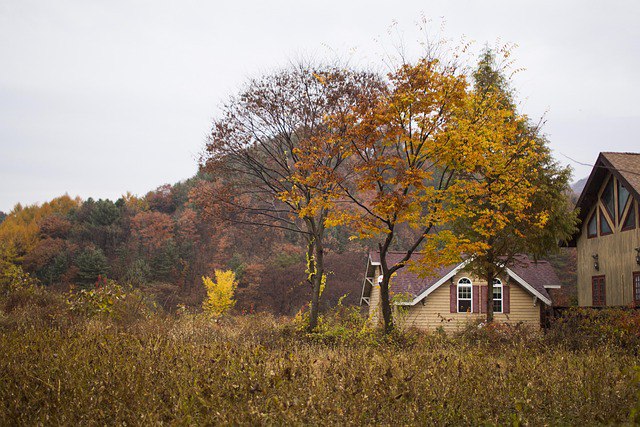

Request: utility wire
left=560, top=152, right=640, bottom=178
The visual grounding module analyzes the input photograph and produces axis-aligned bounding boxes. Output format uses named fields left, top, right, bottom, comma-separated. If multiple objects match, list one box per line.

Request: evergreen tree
left=76, top=247, right=109, bottom=285
left=151, top=239, right=180, bottom=282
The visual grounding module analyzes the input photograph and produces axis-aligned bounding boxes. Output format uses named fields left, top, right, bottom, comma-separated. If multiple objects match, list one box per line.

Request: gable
left=571, top=152, right=640, bottom=245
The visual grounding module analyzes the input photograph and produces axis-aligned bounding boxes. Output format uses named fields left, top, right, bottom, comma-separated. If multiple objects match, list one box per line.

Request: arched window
left=457, top=277, right=472, bottom=313
left=493, top=279, right=503, bottom=313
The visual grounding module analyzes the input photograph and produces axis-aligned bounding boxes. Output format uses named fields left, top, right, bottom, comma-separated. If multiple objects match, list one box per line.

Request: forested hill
left=0, top=172, right=366, bottom=314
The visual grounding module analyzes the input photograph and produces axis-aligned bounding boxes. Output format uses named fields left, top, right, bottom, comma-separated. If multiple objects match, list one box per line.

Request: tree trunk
left=485, top=271, right=495, bottom=323
left=307, top=237, right=324, bottom=332
left=379, top=271, right=394, bottom=334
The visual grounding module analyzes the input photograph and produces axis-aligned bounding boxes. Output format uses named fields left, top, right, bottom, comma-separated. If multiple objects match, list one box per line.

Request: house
left=569, top=152, right=640, bottom=307
left=360, top=251, right=561, bottom=331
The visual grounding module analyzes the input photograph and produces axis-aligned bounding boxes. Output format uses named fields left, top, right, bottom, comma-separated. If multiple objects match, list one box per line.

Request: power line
left=560, top=152, right=640, bottom=178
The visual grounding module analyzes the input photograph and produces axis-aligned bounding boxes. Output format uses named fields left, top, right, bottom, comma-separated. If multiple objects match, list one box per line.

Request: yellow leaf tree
left=442, top=48, right=578, bottom=322
left=0, top=195, right=80, bottom=263
left=202, top=270, right=238, bottom=318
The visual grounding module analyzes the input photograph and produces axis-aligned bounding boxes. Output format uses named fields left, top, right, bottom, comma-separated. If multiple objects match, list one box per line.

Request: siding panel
left=577, top=196, right=640, bottom=306
left=398, top=273, right=541, bottom=332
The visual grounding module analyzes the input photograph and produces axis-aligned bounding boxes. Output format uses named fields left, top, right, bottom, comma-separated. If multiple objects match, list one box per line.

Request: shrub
left=455, top=319, right=542, bottom=347
left=67, top=278, right=155, bottom=324
left=546, top=307, right=640, bottom=350
left=202, top=270, right=237, bottom=318
left=0, top=264, right=69, bottom=329
left=0, top=263, right=39, bottom=295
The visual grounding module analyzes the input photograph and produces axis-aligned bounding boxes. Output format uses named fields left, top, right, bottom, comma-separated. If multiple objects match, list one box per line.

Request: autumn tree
left=202, top=62, right=382, bottom=331
left=39, top=214, right=72, bottom=239
left=23, top=238, right=71, bottom=285
left=130, top=211, right=175, bottom=254
left=146, top=184, right=178, bottom=214
left=0, top=195, right=80, bottom=262
left=443, top=49, right=578, bottom=322
left=324, top=55, right=469, bottom=333
left=202, top=270, right=237, bottom=317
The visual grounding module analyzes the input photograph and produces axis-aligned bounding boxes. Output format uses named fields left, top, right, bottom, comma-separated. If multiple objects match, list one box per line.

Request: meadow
left=1, top=281, right=639, bottom=426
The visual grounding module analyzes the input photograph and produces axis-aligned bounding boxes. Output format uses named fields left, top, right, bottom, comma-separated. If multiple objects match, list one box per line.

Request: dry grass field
left=1, top=282, right=640, bottom=425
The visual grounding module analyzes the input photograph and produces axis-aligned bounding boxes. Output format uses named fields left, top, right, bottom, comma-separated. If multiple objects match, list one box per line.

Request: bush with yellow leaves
left=202, top=270, right=237, bottom=318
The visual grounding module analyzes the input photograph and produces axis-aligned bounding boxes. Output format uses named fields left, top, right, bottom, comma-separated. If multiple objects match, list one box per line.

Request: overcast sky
left=1, top=0, right=639, bottom=212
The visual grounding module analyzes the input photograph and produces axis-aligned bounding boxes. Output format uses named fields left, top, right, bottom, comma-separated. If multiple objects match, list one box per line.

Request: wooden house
left=360, top=252, right=561, bottom=331
left=569, top=152, right=640, bottom=306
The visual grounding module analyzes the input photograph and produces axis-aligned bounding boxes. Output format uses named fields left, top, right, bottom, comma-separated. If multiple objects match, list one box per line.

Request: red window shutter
left=472, top=285, right=480, bottom=313
left=480, top=286, right=488, bottom=313
left=503, top=285, right=510, bottom=314
left=450, top=283, right=457, bottom=313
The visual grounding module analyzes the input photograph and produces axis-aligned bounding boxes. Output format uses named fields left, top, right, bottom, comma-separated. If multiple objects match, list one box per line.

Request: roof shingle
left=601, top=152, right=640, bottom=197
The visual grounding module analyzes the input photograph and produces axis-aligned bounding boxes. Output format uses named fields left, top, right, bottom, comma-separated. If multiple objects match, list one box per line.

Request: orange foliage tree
left=130, top=211, right=175, bottom=253
left=202, top=62, right=382, bottom=331
left=318, top=55, right=470, bottom=333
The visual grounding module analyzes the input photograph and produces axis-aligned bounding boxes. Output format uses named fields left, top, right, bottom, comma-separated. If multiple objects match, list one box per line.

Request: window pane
left=622, top=202, right=636, bottom=230
left=493, top=287, right=502, bottom=299
left=458, top=287, right=471, bottom=299
left=602, top=178, right=615, bottom=219
left=588, top=212, right=597, bottom=237
left=600, top=208, right=612, bottom=234
left=458, top=300, right=471, bottom=312
left=618, top=180, right=630, bottom=221
left=493, top=300, right=502, bottom=313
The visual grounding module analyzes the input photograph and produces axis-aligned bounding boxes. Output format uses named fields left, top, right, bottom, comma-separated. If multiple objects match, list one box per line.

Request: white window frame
left=457, top=277, right=473, bottom=313
left=493, top=279, right=503, bottom=314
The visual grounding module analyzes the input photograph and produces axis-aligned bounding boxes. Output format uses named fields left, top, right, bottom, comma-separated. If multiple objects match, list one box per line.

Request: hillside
left=0, top=172, right=366, bottom=315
